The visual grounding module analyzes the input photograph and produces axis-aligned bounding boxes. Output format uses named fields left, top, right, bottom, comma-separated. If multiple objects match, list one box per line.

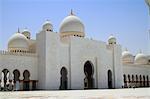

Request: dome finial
left=17, top=28, right=20, bottom=33
left=70, top=9, right=74, bottom=15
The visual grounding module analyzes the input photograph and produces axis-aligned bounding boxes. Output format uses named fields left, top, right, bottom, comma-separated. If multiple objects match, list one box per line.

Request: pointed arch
left=23, top=70, right=30, bottom=81
left=59, top=67, right=68, bottom=90
left=123, top=74, right=126, bottom=83
left=139, top=75, right=142, bottom=87
left=132, top=75, right=134, bottom=82
left=143, top=75, right=145, bottom=87
left=146, top=75, right=149, bottom=87
left=84, top=61, right=94, bottom=89
left=128, top=74, right=130, bottom=83
left=13, top=69, right=20, bottom=82
left=23, top=70, right=30, bottom=91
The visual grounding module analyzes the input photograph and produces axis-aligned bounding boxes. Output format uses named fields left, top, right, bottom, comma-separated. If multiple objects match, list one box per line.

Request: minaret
left=145, top=0, right=150, bottom=54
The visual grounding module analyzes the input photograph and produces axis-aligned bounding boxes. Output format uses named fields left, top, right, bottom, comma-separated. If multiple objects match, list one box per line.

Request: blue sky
left=0, top=0, right=149, bottom=55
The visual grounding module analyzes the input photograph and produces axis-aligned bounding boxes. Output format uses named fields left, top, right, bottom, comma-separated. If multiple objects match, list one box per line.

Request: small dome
left=135, top=52, right=148, bottom=65
left=122, top=49, right=134, bottom=63
left=22, top=28, right=31, bottom=39
left=108, top=35, right=116, bottom=44
left=59, top=11, right=85, bottom=37
left=8, top=32, right=29, bottom=52
left=42, top=20, right=53, bottom=32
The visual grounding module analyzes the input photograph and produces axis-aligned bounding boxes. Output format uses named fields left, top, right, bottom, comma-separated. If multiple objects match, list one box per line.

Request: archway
left=2, top=69, right=9, bottom=91
left=136, top=75, right=138, bottom=87
left=108, top=70, right=113, bottom=89
left=84, top=61, right=94, bottom=89
left=13, top=69, right=20, bottom=91
left=59, top=67, right=68, bottom=90
left=13, top=69, right=20, bottom=82
left=147, top=75, right=149, bottom=87
left=128, top=74, right=131, bottom=83
left=123, top=74, right=127, bottom=88
left=132, top=75, right=134, bottom=82
left=23, top=70, right=30, bottom=90
left=143, top=75, right=145, bottom=87
left=139, top=75, right=142, bottom=87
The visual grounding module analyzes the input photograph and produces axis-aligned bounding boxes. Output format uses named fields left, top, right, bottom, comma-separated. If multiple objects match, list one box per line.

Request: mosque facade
left=0, top=10, right=150, bottom=91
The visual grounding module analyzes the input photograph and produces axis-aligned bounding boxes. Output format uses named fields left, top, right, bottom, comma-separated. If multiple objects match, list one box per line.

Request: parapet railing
left=0, top=50, right=37, bottom=57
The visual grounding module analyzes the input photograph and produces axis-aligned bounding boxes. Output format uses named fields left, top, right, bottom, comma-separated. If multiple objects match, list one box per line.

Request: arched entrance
left=123, top=74, right=127, bottom=88
left=143, top=75, right=145, bottom=87
left=136, top=75, right=138, bottom=87
left=59, top=67, right=68, bottom=90
left=108, top=70, right=113, bottom=89
left=84, top=61, right=94, bottom=89
left=13, top=69, right=20, bottom=82
left=139, top=75, right=142, bottom=87
left=13, top=69, right=20, bottom=91
left=147, top=75, right=149, bottom=87
left=23, top=70, right=30, bottom=90
left=2, top=69, right=9, bottom=91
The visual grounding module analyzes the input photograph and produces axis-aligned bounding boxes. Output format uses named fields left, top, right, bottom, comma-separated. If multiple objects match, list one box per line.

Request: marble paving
left=0, top=88, right=150, bottom=99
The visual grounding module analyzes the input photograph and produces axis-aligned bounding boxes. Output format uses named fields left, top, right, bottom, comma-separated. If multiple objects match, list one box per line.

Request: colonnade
left=123, top=74, right=149, bottom=88
left=0, top=69, right=38, bottom=91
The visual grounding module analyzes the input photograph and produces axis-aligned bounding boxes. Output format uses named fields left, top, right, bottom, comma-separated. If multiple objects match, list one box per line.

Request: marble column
left=19, top=70, right=23, bottom=90
left=8, top=71, right=13, bottom=91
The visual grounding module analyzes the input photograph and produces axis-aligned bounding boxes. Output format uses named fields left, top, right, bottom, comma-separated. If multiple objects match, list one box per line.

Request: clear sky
left=0, top=0, right=149, bottom=55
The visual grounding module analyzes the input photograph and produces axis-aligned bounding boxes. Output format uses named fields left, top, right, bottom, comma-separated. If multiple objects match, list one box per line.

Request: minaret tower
left=145, top=0, right=150, bottom=54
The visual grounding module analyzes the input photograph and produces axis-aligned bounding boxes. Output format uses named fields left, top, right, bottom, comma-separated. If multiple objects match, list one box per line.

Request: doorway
left=108, top=70, right=113, bottom=89
left=84, top=61, right=94, bottom=89
left=60, top=67, right=68, bottom=90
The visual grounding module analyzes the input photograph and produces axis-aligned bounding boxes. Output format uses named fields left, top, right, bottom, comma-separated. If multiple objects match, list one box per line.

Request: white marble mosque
left=0, top=2, right=150, bottom=91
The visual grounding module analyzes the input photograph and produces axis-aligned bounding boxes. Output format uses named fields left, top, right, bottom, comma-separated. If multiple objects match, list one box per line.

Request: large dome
left=122, top=49, right=134, bottom=63
left=135, top=52, right=148, bottom=65
left=8, top=32, right=29, bottom=52
left=59, top=12, right=85, bottom=37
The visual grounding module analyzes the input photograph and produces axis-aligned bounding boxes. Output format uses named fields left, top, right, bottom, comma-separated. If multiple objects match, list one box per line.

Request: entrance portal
left=84, top=61, right=94, bottom=89
left=108, top=70, right=113, bottom=89
left=60, top=67, right=68, bottom=90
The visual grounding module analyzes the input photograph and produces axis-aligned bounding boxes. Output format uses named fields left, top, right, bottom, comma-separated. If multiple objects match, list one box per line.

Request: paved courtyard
left=0, top=88, right=150, bottom=99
